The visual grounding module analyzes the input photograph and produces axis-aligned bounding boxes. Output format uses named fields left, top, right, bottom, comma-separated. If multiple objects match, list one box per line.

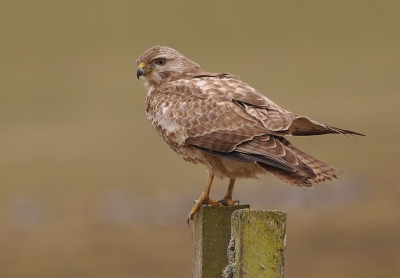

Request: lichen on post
left=230, top=209, right=286, bottom=278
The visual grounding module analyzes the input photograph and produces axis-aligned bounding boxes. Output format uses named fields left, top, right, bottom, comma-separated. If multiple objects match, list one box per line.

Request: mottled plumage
left=136, top=46, right=363, bottom=220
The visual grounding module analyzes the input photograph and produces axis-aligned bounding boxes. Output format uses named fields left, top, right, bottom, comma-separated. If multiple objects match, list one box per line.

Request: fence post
left=228, top=210, right=286, bottom=278
left=192, top=205, right=250, bottom=278
left=192, top=207, right=287, bottom=278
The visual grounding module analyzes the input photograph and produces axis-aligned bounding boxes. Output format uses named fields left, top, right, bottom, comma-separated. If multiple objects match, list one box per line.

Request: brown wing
left=148, top=75, right=360, bottom=185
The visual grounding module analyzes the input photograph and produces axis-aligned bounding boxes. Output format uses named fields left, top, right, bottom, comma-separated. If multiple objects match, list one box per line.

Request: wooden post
left=192, top=205, right=250, bottom=278
left=228, top=210, right=287, bottom=278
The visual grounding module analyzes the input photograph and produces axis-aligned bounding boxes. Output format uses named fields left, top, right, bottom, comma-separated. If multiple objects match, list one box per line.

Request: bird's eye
left=155, top=59, right=166, bottom=66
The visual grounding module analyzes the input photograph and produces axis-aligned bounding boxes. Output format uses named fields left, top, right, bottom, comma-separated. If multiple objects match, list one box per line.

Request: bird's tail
left=260, top=138, right=342, bottom=187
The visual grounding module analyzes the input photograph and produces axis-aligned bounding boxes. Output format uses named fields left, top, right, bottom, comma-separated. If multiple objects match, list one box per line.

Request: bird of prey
left=136, top=45, right=363, bottom=222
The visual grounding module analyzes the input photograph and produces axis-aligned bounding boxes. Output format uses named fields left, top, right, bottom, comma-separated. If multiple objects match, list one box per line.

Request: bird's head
left=136, top=46, right=201, bottom=88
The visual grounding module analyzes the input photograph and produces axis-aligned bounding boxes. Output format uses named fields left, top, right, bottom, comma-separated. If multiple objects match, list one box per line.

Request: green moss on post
left=192, top=205, right=250, bottom=278
left=231, top=210, right=286, bottom=278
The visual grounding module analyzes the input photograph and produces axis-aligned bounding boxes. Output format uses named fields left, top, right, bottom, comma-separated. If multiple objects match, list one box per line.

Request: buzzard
left=136, top=46, right=363, bottom=222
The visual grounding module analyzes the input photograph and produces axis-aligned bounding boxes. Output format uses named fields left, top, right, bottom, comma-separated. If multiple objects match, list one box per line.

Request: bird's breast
left=146, top=95, right=188, bottom=146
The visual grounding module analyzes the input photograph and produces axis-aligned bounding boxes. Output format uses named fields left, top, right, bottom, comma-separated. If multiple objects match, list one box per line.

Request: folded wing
left=159, top=75, right=362, bottom=186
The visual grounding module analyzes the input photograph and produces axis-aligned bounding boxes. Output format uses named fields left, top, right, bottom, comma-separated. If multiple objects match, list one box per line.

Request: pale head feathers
left=136, top=46, right=201, bottom=87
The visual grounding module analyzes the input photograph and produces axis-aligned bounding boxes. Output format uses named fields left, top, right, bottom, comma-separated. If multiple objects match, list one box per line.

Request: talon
left=235, top=199, right=240, bottom=205
left=187, top=173, right=218, bottom=222
left=217, top=178, right=237, bottom=207
left=217, top=197, right=237, bottom=206
left=188, top=196, right=220, bottom=221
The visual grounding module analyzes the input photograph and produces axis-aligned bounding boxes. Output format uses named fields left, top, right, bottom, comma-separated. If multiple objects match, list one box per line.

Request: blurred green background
left=1, top=1, right=399, bottom=277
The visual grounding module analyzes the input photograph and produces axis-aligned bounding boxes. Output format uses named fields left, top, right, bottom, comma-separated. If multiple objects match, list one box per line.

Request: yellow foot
left=187, top=197, right=240, bottom=223
left=187, top=197, right=220, bottom=223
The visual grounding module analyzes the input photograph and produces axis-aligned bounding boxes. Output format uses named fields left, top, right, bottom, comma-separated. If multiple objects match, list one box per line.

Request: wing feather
left=148, top=75, right=361, bottom=180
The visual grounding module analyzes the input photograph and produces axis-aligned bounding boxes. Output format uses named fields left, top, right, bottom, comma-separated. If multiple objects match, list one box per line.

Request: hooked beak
left=137, top=62, right=146, bottom=79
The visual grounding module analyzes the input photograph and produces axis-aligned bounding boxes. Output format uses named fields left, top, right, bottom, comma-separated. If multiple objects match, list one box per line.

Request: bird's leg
left=218, top=178, right=239, bottom=206
left=188, top=173, right=220, bottom=222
